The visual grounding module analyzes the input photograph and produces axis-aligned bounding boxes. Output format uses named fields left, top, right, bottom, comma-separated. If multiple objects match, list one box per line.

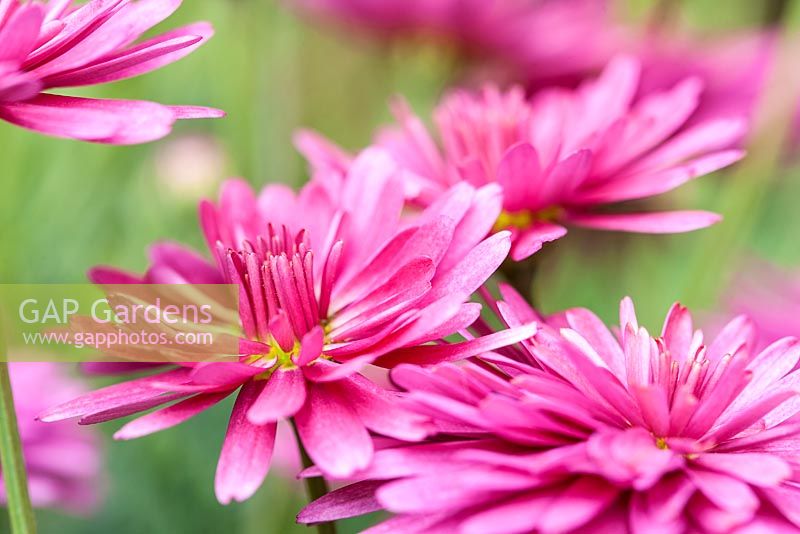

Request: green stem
left=649, top=0, right=682, bottom=29
left=764, top=0, right=791, bottom=25
left=290, top=420, right=336, bottom=534
left=0, top=331, right=37, bottom=534
left=500, top=256, right=539, bottom=309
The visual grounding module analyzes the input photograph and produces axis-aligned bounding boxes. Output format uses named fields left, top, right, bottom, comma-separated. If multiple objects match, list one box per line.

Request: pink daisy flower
left=2, top=363, right=101, bottom=513
left=289, top=0, right=618, bottom=86
left=300, top=292, right=800, bottom=533
left=40, top=148, right=535, bottom=504
left=0, top=0, right=222, bottom=143
left=304, top=56, right=745, bottom=261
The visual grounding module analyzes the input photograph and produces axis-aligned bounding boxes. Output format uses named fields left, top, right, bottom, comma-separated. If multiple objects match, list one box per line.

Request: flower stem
left=501, top=256, right=539, bottom=308
left=649, top=0, right=681, bottom=28
left=290, top=420, right=336, bottom=534
left=764, top=0, right=791, bottom=24
left=0, top=336, right=37, bottom=534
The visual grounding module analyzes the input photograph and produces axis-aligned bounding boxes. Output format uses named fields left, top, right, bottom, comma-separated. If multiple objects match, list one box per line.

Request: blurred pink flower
left=290, top=0, right=774, bottom=127
left=1, top=363, right=101, bottom=513
left=301, top=292, right=800, bottom=533
left=306, top=56, right=743, bottom=260
left=40, top=148, right=535, bottom=504
left=724, top=260, right=800, bottom=350
left=289, top=0, right=619, bottom=85
left=0, top=0, right=223, bottom=143
left=634, top=30, right=776, bottom=128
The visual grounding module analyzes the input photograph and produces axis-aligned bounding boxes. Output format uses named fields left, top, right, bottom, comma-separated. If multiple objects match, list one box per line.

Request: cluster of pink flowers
left=2, top=1, right=798, bottom=533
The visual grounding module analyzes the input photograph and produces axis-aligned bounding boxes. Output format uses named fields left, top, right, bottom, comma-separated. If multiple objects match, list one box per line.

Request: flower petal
left=294, top=382, right=373, bottom=478
left=247, top=367, right=307, bottom=424
left=214, top=382, right=277, bottom=504
left=567, top=210, right=721, bottom=233
left=114, top=391, right=231, bottom=440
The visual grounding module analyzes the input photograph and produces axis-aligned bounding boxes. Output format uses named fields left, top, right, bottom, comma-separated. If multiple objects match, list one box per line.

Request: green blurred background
left=1, top=0, right=799, bottom=532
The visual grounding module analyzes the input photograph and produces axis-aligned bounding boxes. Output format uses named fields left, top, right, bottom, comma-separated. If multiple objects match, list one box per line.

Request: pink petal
left=0, top=94, right=176, bottom=144
left=706, top=315, right=755, bottom=363
left=214, top=382, right=277, bottom=504
left=460, top=491, right=551, bottom=534
left=38, top=368, right=191, bottom=422
left=761, top=486, right=800, bottom=527
left=294, top=128, right=352, bottom=173
left=114, top=391, right=231, bottom=440
left=336, top=374, right=433, bottom=441
left=294, top=382, right=373, bottom=477
left=376, top=322, right=537, bottom=367
left=376, top=468, right=534, bottom=514
left=565, top=307, right=626, bottom=378
left=295, top=326, right=325, bottom=367
left=580, top=149, right=743, bottom=204
left=567, top=210, right=721, bottom=233
left=247, top=368, right=307, bottom=424
left=687, top=467, right=759, bottom=513
left=44, top=23, right=214, bottom=87
left=437, top=184, right=503, bottom=274
left=510, top=222, right=567, bottom=261
left=695, top=453, right=791, bottom=487
left=88, top=266, right=143, bottom=284
left=425, top=231, right=511, bottom=304
left=189, top=362, right=262, bottom=388
left=147, top=241, right=222, bottom=283
left=496, top=143, right=540, bottom=212
left=628, top=118, right=748, bottom=174
left=329, top=257, right=434, bottom=337
left=297, top=481, right=384, bottom=524
left=78, top=391, right=187, bottom=425
left=730, top=338, right=800, bottom=412
left=0, top=3, right=44, bottom=63
left=303, top=355, right=376, bottom=383
left=661, top=302, right=695, bottom=363
left=538, top=478, right=619, bottom=533
left=644, top=473, right=696, bottom=524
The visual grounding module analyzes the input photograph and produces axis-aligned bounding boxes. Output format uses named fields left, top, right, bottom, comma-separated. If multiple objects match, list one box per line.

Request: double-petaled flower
left=301, top=291, right=800, bottom=533
left=305, top=56, right=745, bottom=260
left=40, top=149, right=535, bottom=504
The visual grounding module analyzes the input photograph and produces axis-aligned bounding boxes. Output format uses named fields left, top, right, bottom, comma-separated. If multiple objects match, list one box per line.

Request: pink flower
left=634, top=30, right=776, bottom=127
left=300, top=291, right=800, bottom=533
left=2, top=363, right=101, bottom=513
left=40, top=149, right=535, bottom=504
left=289, top=0, right=619, bottom=86
left=304, top=56, right=743, bottom=261
left=290, top=0, right=772, bottom=128
left=0, top=0, right=223, bottom=143
left=723, top=260, right=800, bottom=351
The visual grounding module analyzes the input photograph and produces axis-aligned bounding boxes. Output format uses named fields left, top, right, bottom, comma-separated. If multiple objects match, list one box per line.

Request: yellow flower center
left=247, top=337, right=301, bottom=379
left=493, top=206, right=565, bottom=232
